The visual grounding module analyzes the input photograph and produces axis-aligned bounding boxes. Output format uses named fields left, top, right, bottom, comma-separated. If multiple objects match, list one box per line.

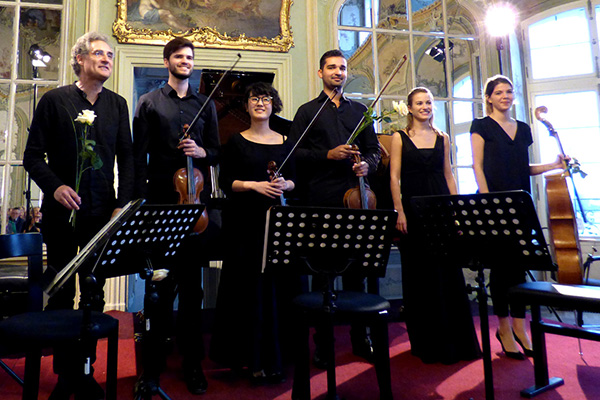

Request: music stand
left=410, top=191, right=556, bottom=400
left=262, top=205, right=397, bottom=400
left=46, top=200, right=206, bottom=400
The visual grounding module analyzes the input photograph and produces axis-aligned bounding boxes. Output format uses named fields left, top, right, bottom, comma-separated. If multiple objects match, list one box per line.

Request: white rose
left=151, top=269, right=169, bottom=281
left=393, top=100, right=409, bottom=117
left=75, top=109, right=96, bottom=125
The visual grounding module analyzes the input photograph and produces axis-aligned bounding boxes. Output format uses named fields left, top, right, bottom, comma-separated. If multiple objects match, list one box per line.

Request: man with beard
left=133, top=37, right=220, bottom=395
left=288, top=49, right=381, bottom=367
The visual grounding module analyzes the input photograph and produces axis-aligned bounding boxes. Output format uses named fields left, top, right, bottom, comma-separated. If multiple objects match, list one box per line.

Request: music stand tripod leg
left=468, top=267, right=495, bottom=400
left=322, top=276, right=339, bottom=400
left=134, top=262, right=173, bottom=400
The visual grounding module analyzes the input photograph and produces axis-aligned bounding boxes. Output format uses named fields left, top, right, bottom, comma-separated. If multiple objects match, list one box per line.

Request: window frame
left=522, top=0, right=600, bottom=238
left=0, top=0, right=69, bottom=233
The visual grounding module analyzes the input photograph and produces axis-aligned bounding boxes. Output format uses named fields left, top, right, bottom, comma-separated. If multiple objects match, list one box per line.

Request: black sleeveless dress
left=398, top=130, right=482, bottom=364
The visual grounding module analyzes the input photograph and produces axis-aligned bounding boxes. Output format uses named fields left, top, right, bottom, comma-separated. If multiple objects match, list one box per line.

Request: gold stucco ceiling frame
left=113, top=0, right=294, bottom=52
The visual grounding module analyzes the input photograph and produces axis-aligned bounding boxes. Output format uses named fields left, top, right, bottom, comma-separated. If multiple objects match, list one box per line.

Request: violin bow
left=275, top=87, right=339, bottom=174
left=182, top=53, right=242, bottom=138
left=346, top=55, right=408, bottom=145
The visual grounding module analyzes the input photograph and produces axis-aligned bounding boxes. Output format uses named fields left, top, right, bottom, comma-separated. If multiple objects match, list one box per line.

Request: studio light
left=485, top=3, right=517, bottom=38
left=426, top=39, right=454, bottom=63
left=28, top=44, right=52, bottom=68
left=485, top=3, right=517, bottom=74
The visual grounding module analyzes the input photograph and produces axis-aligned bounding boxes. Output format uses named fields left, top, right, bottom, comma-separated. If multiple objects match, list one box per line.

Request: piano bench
left=509, top=281, right=600, bottom=398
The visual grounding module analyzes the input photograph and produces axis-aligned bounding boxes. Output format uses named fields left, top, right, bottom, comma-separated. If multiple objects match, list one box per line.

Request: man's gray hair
left=70, top=32, right=112, bottom=76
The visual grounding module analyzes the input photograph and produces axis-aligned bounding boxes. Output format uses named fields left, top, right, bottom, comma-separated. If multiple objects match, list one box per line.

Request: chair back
left=0, top=233, right=44, bottom=315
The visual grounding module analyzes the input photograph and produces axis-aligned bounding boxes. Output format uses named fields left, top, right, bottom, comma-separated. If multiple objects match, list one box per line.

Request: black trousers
left=489, top=269, right=527, bottom=318
left=42, top=211, right=111, bottom=377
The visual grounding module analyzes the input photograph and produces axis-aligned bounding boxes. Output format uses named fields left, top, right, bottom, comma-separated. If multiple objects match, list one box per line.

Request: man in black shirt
left=23, top=31, right=134, bottom=400
left=133, top=37, right=220, bottom=395
left=288, top=49, right=381, bottom=366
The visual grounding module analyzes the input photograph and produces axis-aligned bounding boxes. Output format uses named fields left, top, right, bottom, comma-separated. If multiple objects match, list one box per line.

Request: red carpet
left=1, top=310, right=600, bottom=399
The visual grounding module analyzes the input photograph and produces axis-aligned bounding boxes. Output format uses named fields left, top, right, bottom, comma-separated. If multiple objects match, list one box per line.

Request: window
left=335, top=0, right=483, bottom=194
left=0, top=1, right=64, bottom=233
left=524, top=2, right=600, bottom=237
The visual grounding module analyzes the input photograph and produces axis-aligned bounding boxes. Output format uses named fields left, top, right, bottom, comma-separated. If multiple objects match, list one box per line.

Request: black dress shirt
left=288, top=91, right=381, bottom=207
left=23, top=84, right=134, bottom=218
left=133, top=84, right=220, bottom=204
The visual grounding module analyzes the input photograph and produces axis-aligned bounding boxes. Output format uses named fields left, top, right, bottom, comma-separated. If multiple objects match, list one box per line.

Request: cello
left=535, top=106, right=587, bottom=284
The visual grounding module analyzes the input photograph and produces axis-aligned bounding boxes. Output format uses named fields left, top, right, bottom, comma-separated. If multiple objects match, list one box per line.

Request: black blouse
left=470, top=116, right=533, bottom=193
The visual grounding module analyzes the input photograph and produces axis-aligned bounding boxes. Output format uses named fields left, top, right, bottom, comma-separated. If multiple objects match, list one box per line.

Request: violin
left=535, top=106, right=586, bottom=284
left=343, top=145, right=376, bottom=210
left=341, top=56, right=408, bottom=209
left=172, top=54, right=242, bottom=234
left=173, top=124, right=209, bottom=233
left=267, top=160, right=287, bottom=206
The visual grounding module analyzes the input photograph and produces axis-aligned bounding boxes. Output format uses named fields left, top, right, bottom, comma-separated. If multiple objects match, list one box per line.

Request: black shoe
left=267, top=371, right=286, bottom=384
left=513, top=330, right=535, bottom=357
left=48, top=376, right=74, bottom=400
left=352, top=337, right=375, bottom=363
left=74, top=374, right=105, bottom=400
left=134, top=374, right=159, bottom=397
left=184, top=366, right=208, bottom=395
left=495, top=330, right=525, bottom=360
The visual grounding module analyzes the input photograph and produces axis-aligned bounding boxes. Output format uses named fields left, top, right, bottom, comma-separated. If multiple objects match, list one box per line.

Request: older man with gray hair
left=23, top=31, right=134, bottom=400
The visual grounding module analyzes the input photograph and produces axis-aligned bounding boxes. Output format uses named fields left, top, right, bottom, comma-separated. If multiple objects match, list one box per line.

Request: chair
left=261, top=206, right=396, bottom=400
left=0, top=233, right=44, bottom=386
left=0, top=233, right=119, bottom=400
left=291, top=290, right=393, bottom=400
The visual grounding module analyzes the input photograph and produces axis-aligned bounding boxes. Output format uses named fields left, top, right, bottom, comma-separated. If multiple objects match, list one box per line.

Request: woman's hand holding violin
left=251, top=178, right=286, bottom=199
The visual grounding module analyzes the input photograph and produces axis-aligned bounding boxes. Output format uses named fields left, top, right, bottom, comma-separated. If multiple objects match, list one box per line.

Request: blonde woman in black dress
left=390, top=87, right=481, bottom=364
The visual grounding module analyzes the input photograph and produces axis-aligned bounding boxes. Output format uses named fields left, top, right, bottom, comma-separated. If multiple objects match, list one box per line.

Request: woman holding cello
left=390, top=87, right=482, bottom=364
left=209, top=82, right=296, bottom=384
left=470, top=75, right=567, bottom=359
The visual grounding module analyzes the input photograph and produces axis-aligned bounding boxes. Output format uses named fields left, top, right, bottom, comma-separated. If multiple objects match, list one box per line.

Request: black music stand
left=263, top=206, right=397, bottom=400
left=46, top=200, right=206, bottom=400
left=410, top=191, right=556, bottom=400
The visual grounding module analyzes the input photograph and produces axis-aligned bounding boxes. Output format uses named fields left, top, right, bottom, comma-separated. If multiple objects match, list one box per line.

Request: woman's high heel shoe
left=495, top=330, right=525, bottom=360
left=513, top=330, right=535, bottom=357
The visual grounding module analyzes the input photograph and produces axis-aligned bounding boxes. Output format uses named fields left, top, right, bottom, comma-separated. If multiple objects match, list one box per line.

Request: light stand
left=485, top=3, right=516, bottom=76
left=426, top=39, right=453, bottom=94
left=496, top=37, right=505, bottom=75
left=24, top=44, right=52, bottom=229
